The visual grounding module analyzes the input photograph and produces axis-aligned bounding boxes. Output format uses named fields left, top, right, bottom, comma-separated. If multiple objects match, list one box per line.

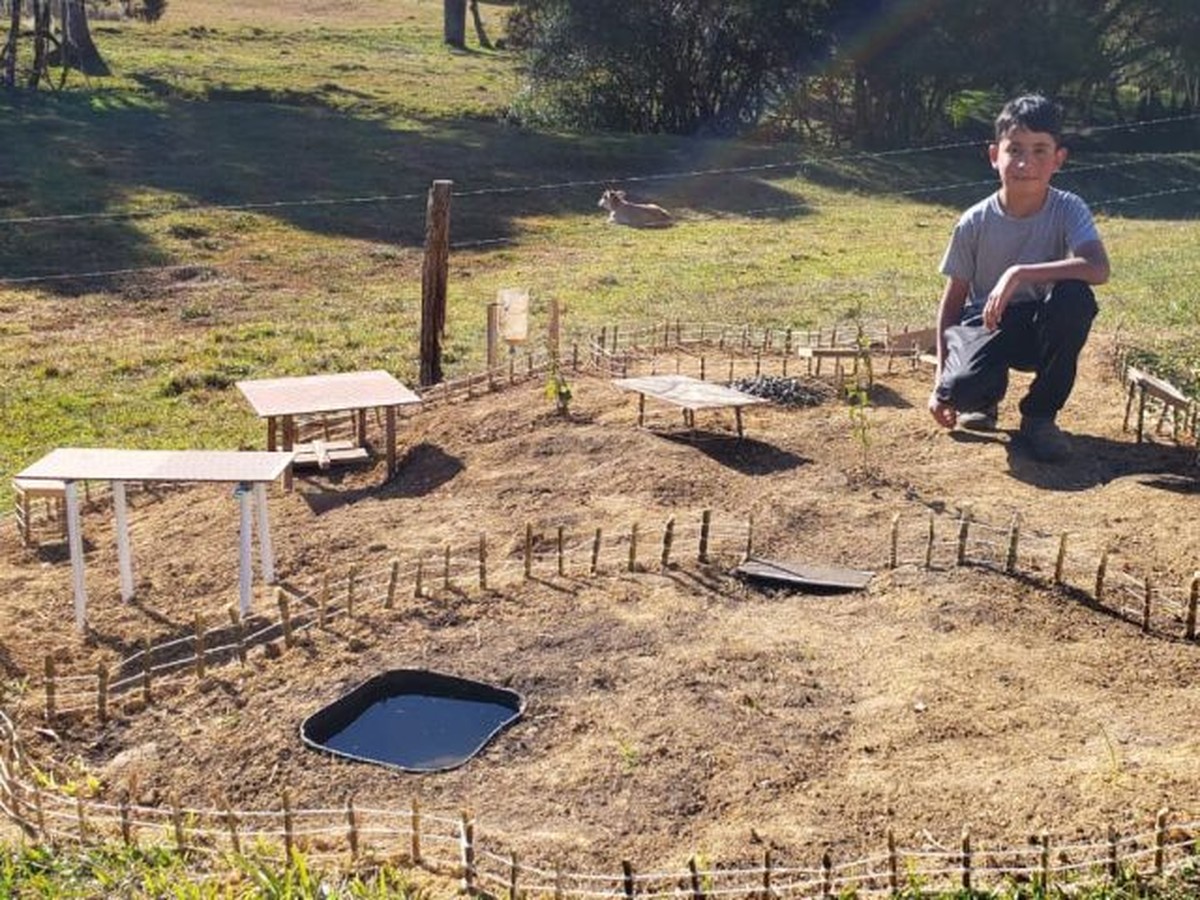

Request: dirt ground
left=2, top=335, right=1199, bottom=874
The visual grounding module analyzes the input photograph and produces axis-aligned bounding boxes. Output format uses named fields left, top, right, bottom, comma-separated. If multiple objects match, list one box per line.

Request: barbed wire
left=1, top=112, right=1195, bottom=230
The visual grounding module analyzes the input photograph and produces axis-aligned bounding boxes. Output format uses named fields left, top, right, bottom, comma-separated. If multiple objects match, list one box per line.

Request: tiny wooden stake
left=661, top=517, right=675, bottom=569
left=1186, top=572, right=1199, bottom=640
left=728, top=358, right=735, bottom=383
left=745, top=514, right=754, bottom=561
left=1095, top=549, right=1109, bottom=603
left=415, top=559, right=424, bottom=598
left=119, top=793, right=133, bottom=847
left=141, top=638, right=153, bottom=704
left=386, top=557, right=400, bottom=610
left=699, top=510, right=712, bottom=563
left=171, top=797, right=185, bottom=854
left=961, top=827, right=971, bottom=892
left=591, top=528, right=602, bottom=575
left=277, top=589, right=293, bottom=649
left=1107, top=822, right=1119, bottom=879
left=956, top=510, right=970, bottom=565
left=1005, top=513, right=1020, bottom=573
left=557, top=526, right=565, bottom=577
left=628, top=522, right=638, bottom=572
left=924, top=513, right=935, bottom=570
left=228, top=606, right=246, bottom=665
left=1055, top=533, right=1069, bottom=586
left=346, top=798, right=359, bottom=860
left=410, top=796, right=422, bottom=864
left=554, top=864, right=565, bottom=900
left=32, top=786, right=46, bottom=842
left=821, top=848, right=833, bottom=899
left=320, top=572, right=330, bottom=625
left=889, top=513, right=900, bottom=569
left=887, top=828, right=898, bottom=894
left=282, top=788, right=294, bottom=863
left=459, top=811, right=476, bottom=894
left=524, top=523, right=533, bottom=580
left=700, top=355, right=706, bottom=381
left=76, top=793, right=88, bottom=843
left=43, top=656, right=55, bottom=721
left=688, top=855, right=703, bottom=900
left=622, top=859, right=635, bottom=899
left=763, top=848, right=774, bottom=899
left=194, top=612, right=206, bottom=679
left=97, top=663, right=109, bottom=724
left=1142, top=576, right=1153, bottom=633
left=443, top=547, right=452, bottom=591
left=1040, top=829, right=1050, bottom=892
left=223, top=801, right=240, bottom=855
left=509, top=851, right=519, bottom=900
left=1155, top=807, right=1168, bottom=876
left=479, top=534, right=488, bottom=591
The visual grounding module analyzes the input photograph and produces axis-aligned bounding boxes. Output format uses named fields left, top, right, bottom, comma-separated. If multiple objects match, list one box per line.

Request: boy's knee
left=1041, top=280, right=1097, bottom=342
left=1048, top=280, right=1098, bottom=319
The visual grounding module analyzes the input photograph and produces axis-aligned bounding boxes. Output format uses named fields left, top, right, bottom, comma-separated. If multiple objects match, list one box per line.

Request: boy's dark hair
left=994, top=94, right=1062, bottom=144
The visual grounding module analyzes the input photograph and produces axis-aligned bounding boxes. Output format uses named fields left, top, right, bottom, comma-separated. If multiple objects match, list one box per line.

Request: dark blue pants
left=935, top=280, right=1098, bottom=420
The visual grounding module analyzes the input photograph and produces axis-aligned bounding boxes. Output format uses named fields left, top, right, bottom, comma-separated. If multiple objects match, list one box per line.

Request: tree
left=55, top=0, right=111, bottom=76
left=509, top=0, right=836, bottom=136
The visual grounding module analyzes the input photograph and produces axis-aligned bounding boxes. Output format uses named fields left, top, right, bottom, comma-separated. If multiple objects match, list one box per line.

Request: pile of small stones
left=731, top=375, right=833, bottom=407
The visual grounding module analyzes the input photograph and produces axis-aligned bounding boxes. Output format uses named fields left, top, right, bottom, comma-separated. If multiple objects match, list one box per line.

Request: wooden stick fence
left=8, top=499, right=1200, bottom=894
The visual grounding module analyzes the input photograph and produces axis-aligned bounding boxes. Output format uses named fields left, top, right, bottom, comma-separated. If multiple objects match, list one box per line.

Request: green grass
left=0, top=8, right=1196, bottom=495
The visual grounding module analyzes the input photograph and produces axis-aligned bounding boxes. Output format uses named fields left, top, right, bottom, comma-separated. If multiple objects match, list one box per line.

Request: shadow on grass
left=0, top=90, right=806, bottom=290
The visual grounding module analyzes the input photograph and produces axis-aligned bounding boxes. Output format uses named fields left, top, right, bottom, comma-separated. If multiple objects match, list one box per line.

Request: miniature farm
left=1, top=326, right=1199, bottom=895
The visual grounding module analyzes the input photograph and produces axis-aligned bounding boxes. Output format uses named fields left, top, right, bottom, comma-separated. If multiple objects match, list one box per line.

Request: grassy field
left=0, top=0, right=1197, bottom=499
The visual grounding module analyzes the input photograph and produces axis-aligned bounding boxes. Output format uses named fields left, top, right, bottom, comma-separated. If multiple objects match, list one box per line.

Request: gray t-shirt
left=939, top=187, right=1100, bottom=316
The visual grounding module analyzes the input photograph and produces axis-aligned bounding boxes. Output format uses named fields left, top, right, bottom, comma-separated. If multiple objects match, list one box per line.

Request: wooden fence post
left=346, top=797, right=359, bottom=860
left=661, top=517, right=675, bottom=570
left=386, top=557, right=400, bottom=610
left=699, top=510, right=711, bottom=563
left=628, top=522, right=638, bottom=572
left=420, top=179, right=452, bottom=387
left=479, top=534, right=488, bottom=591
left=1155, top=807, right=1169, bottom=877
left=1185, top=572, right=1198, bottom=640
left=410, top=796, right=422, bottom=864
left=622, top=860, right=635, bottom=900
left=889, top=513, right=900, bottom=569
left=1095, top=549, right=1109, bottom=603
left=591, top=527, right=601, bottom=575
left=96, top=663, right=109, bottom=724
left=193, top=612, right=206, bottom=679
left=459, top=811, right=476, bottom=894
left=1055, top=533, right=1069, bottom=586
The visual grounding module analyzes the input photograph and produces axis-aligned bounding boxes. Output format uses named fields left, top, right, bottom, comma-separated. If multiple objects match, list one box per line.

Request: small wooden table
left=613, top=374, right=765, bottom=437
left=16, top=448, right=294, bottom=630
left=236, top=370, right=422, bottom=489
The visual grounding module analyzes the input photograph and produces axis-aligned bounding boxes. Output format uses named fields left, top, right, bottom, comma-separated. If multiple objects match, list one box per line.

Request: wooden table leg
left=385, top=406, right=397, bottom=481
left=735, top=406, right=744, bottom=439
left=267, top=416, right=277, bottom=451
left=357, top=409, right=367, bottom=447
left=283, top=415, right=295, bottom=491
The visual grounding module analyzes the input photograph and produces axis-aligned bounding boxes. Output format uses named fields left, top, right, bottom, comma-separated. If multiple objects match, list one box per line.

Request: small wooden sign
left=498, top=288, right=529, bottom=344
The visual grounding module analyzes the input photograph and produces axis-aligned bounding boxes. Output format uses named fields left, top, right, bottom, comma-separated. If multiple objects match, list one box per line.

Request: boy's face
left=989, top=126, right=1067, bottom=191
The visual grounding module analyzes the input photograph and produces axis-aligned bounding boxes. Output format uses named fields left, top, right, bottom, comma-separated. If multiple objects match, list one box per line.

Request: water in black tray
left=301, top=669, right=524, bottom=773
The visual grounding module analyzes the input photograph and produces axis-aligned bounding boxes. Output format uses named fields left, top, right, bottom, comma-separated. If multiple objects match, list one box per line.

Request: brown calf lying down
left=598, top=189, right=674, bottom=228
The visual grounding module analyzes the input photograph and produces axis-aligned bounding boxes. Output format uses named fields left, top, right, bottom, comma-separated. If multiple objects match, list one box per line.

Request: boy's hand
left=983, top=266, right=1021, bottom=329
left=928, top=391, right=957, bottom=428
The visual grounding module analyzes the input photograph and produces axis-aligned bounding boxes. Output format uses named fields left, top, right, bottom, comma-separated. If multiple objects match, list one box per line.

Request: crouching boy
left=928, top=94, right=1111, bottom=462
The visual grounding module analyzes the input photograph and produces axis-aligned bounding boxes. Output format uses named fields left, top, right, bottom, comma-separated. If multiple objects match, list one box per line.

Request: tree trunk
left=29, top=0, right=50, bottom=88
left=443, top=0, right=466, bottom=48
left=468, top=0, right=491, bottom=49
left=56, top=0, right=109, bottom=75
left=2, top=0, right=20, bottom=88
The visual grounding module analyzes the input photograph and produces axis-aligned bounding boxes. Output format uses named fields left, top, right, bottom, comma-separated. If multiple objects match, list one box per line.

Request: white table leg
left=253, top=482, right=276, bottom=584
left=64, top=481, right=88, bottom=631
left=237, top=484, right=253, bottom=616
left=113, top=480, right=135, bottom=601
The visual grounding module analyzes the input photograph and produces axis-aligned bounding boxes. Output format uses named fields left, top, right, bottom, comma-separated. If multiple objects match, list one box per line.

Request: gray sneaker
left=958, top=405, right=998, bottom=432
left=1020, top=416, right=1071, bottom=462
